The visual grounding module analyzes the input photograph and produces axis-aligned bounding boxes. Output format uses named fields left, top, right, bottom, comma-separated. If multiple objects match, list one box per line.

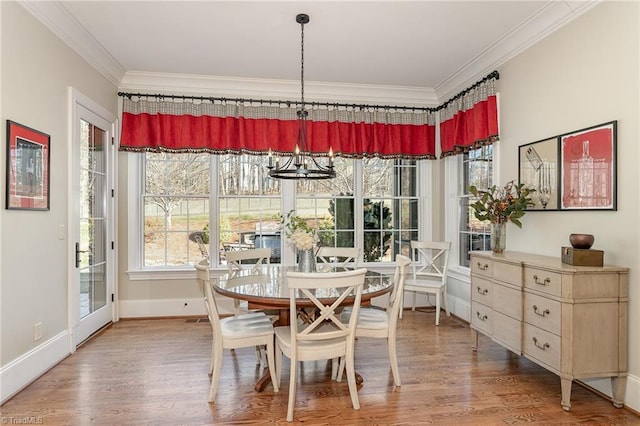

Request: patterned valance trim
left=439, top=73, right=500, bottom=158
left=120, top=98, right=437, bottom=159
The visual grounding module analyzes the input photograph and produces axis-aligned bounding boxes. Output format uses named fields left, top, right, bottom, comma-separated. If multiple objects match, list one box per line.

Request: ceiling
left=21, top=1, right=598, bottom=103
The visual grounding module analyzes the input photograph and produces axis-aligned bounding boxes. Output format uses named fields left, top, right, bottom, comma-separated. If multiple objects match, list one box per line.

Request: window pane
left=220, top=154, right=279, bottom=195
left=363, top=159, right=418, bottom=263
left=143, top=153, right=210, bottom=266
left=219, top=154, right=281, bottom=264
left=296, top=158, right=356, bottom=251
left=296, top=157, right=354, bottom=195
left=460, top=145, right=493, bottom=267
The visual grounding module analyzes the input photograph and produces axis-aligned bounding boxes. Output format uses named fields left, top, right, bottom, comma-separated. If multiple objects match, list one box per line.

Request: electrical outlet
left=34, top=322, right=42, bottom=341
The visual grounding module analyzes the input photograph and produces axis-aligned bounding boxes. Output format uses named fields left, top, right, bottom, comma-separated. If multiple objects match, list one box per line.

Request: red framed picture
left=559, top=121, right=617, bottom=210
left=5, top=120, right=50, bottom=210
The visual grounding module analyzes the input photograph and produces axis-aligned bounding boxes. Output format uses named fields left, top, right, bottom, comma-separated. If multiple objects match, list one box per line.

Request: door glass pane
left=79, top=120, right=107, bottom=318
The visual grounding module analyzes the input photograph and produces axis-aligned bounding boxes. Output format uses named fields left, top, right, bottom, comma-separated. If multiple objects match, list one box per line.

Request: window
left=218, top=154, right=281, bottom=263
left=138, top=153, right=422, bottom=269
left=296, top=157, right=355, bottom=251
left=143, top=152, right=210, bottom=266
left=361, top=158, right=418, bottom=262
left=459, top=145, right=493, bottom=267
left=296, top=158, right=419, bottom=263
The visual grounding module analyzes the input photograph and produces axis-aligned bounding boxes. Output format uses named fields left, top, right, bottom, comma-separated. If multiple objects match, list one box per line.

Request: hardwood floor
left=2, top=310, right=639, bottom=425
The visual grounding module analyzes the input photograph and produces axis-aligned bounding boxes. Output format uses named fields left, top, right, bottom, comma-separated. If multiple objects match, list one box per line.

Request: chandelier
left=267, top=13, right=336, bottom=180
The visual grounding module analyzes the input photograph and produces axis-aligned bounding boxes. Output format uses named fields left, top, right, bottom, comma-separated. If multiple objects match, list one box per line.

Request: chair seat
left=275, top=326, right=348, bottom=361
left=404, top=277, right=445, bottom=290
left=221, top=313, right=275, bottom=337
left=341, top=307, right=388, bottom=330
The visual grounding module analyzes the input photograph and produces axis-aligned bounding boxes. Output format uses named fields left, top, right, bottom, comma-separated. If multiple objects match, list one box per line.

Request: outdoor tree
left=145, top=152, right=209, bottom=227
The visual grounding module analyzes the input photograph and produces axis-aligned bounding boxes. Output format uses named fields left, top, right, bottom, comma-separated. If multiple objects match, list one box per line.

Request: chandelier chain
left=300, top=19, right=305, bottom=109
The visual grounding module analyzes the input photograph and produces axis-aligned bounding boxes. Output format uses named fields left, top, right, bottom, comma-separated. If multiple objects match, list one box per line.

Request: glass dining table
left=214, top=264, right=393, bottom=326
left=212, top=264, right=394, bottom=391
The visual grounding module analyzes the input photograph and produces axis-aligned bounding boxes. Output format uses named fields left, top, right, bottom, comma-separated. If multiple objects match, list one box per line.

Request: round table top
left=213, top=265, right=393, bottom=309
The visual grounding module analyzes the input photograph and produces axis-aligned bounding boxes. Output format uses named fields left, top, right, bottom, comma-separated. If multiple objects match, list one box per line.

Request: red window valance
left=439, top=75, right=499, bottom=157
left=120, top=99, right=437, bottom=160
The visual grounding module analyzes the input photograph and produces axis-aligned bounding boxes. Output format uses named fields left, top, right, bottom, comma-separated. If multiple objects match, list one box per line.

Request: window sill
left=126, top=268, right=227, bottom=281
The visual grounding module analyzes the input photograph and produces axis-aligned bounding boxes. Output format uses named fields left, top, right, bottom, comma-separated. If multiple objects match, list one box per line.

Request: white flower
left=289, top=228, right=317, bottom=251
left=281, top=210, right=319, bottom=251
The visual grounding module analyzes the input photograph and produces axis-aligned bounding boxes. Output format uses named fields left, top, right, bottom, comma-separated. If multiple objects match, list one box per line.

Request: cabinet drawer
left=493, top=311, right=521, bottom=353
left=471, top=257, right=493, bottom=278
left=494, top=283, right=521, bottom=320
left=471, top=301, right=493, bottom=336
left=472, top=277, right=493, bottom=305
left=524, top=292, right=561, bottom=335
left=494, top=261, right=523, bottom=286
left=523, top=323, right=561, bottom=371
left=524, top=267, right=562, bottom=297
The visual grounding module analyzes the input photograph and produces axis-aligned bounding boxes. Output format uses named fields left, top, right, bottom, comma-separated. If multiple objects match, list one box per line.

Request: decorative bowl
left=569, top=233, right=595, bottom=250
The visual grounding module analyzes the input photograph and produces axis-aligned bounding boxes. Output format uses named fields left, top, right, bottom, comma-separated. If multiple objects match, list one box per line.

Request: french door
left=70, top=89, right=116, bottom=347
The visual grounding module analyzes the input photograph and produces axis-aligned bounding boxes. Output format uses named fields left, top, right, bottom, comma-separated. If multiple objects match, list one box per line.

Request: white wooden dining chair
left=338, top=254, right=411, bottom=386
left=316, top=246, right=360, bottom=269
left=194, top=259, right=279, bottom=402
left=274, top=268, right=367, bottom=422
left=224, top=247, right=271, bottom=314
left=401, top=241, right=452, bottom=325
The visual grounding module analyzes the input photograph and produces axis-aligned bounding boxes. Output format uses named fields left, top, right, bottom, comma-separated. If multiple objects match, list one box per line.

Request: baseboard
left=401, top=293, right=470, bottom=323
left=119, top=296, right=236, bottom=318
left=1, top=331, right=70, bottom=404
left=580, top=373, right=640, bottom=413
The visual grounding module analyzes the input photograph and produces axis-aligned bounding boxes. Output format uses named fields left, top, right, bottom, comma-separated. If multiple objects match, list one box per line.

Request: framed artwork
left=559, top=121, right=617, bottom=210
left=5, top=120, right=50, bottom=210
left=518, top=136, right=559, bottom=210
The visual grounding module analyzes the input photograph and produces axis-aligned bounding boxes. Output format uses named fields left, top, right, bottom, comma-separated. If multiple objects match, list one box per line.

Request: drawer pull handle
left=532, top=305, right=550, bottom=317
left=532, top=337, right=550, bottom=350
left=477, top=262, right=489, bottom=271
left=476, top=311, right=488, bottom=321
left=533, top=275, right=551, bottom=286
left=476, top=286, right=488, bottom=295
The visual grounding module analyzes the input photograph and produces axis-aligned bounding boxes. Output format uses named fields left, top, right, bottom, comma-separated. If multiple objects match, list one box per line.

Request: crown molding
left=18, top=0, right=125, bottom=87
left=119, top=72, right=439, bottom=107
left=435, top=0, right=602, bottom=101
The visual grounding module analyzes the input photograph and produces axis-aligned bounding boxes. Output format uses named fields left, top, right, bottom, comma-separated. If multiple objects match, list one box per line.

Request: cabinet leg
left=611, top=376, right=627, bottom=408
left=560, top=378, right=572, bottom=411
left=471, top=328, right=478, bottom=351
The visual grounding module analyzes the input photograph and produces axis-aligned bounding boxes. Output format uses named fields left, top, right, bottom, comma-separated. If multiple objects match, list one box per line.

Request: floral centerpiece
left=468, top=180, right=535, bottom=253
left=281, top=210, right=318, bottom=271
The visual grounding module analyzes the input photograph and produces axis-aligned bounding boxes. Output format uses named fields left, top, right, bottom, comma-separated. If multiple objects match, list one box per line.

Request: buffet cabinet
left=470, top=251, right=628, bottom=411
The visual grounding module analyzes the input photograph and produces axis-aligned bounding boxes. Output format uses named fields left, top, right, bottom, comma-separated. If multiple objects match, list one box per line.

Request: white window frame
left=127, top=154, right=432, bottom=279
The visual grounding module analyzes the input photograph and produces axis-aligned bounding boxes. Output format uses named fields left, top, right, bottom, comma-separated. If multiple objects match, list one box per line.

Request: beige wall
left=0, top=1, right=117, bottom=398
left=498, top=1, right=639, bottom=406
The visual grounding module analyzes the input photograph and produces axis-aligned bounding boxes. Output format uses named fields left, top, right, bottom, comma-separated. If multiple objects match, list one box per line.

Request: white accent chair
left=274, top=268, right=367, bottom=422
left=401, top=241, right=452, bottom=325
left=194, top=259, right=279, bottom=402
left=339, top=254, right=411, bottom=386
left=224, top=247, right=271, bottom=314
left=316, top=246, right=360, bottom=269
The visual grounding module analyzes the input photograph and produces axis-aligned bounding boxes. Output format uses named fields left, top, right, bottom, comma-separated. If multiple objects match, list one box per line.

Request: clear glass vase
left=297, top=248, right=317, bottom=272
left=491, top=222, right=507, bottom=253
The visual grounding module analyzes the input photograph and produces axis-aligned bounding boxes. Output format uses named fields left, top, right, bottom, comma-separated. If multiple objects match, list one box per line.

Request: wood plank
left=1, top=311, right=638, bottom=424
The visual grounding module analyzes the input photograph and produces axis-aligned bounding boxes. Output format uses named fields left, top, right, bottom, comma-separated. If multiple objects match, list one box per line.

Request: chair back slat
left=316, top=247, right=360, bottom=268
left=225, top=248, right=271, bottom=273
